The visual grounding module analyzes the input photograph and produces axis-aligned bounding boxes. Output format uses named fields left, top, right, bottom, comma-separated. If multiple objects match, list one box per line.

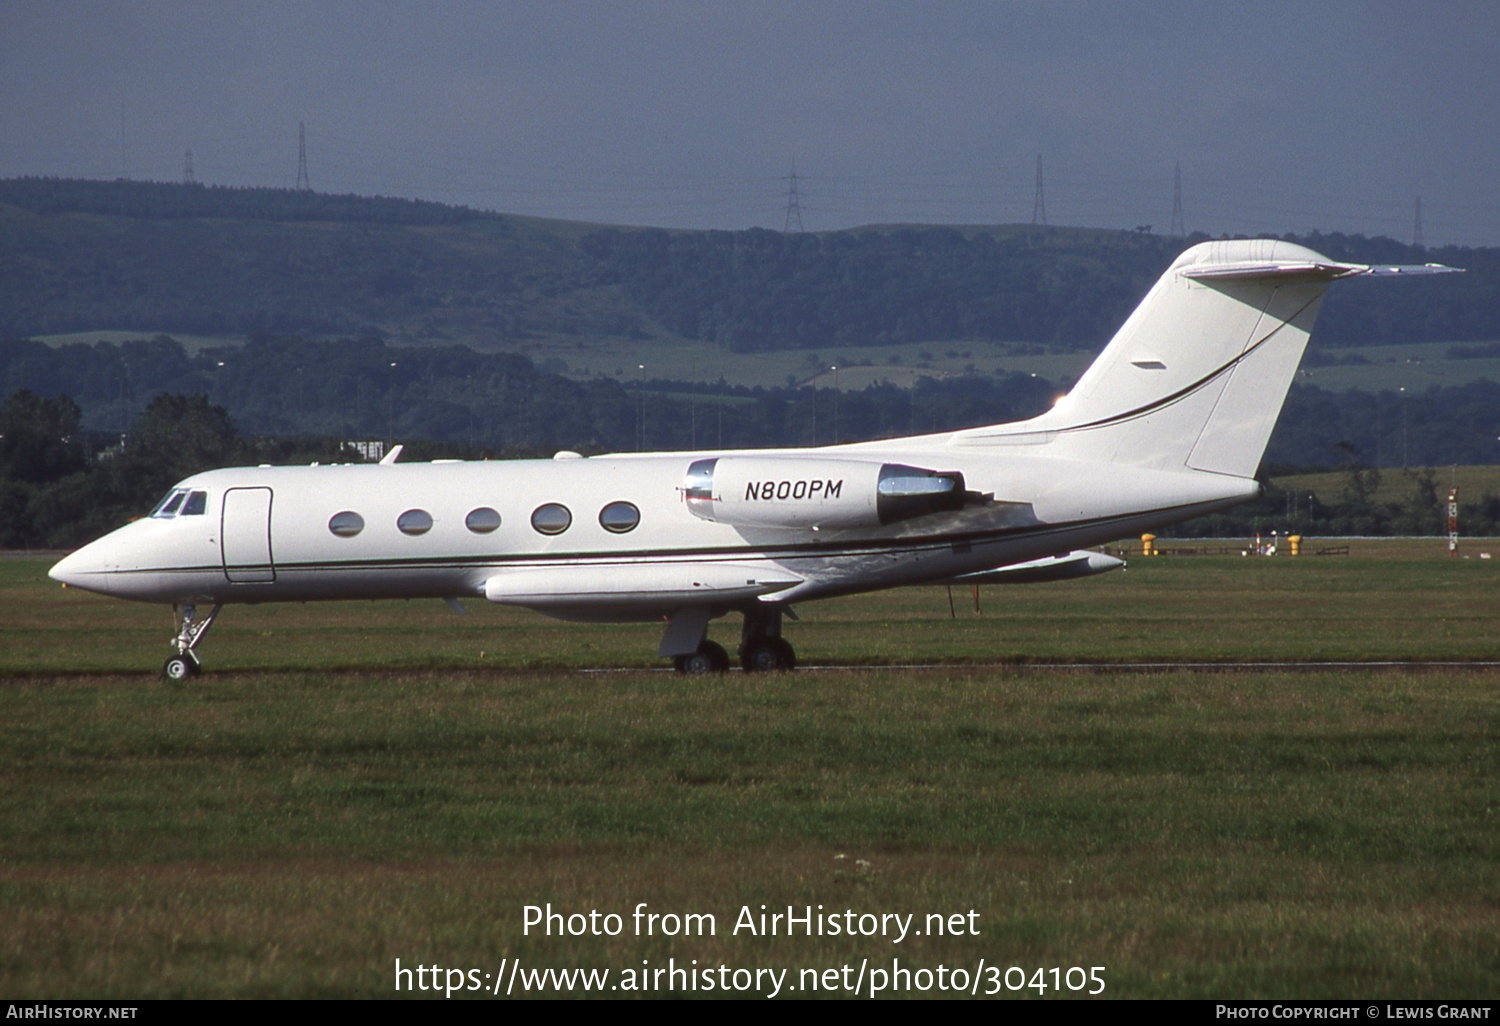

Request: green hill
left=3, top=177, right=1495, bottom=356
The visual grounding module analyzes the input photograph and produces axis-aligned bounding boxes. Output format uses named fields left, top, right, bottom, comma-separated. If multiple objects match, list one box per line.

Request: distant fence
left=1109, top=541, right=1464, bottom=557
left=1107, top=542, right=1349, bottom=557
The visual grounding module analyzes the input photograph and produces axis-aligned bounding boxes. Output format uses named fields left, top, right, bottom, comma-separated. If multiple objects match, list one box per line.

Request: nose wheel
left=164, top=602, right=221, bottom=679
left=163, top=652, right=201, bottom=680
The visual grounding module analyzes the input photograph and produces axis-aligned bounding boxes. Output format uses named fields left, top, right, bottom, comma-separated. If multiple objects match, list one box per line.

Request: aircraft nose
left=49, top=541, right=117, bottom=595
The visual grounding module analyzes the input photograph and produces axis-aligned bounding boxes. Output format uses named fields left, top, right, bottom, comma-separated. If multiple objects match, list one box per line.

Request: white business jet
left=50, top=240, right=1458, bottom=677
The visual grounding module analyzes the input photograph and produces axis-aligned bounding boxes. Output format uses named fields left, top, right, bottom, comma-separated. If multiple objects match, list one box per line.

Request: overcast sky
left=3, top=1, right=1497, bottom=246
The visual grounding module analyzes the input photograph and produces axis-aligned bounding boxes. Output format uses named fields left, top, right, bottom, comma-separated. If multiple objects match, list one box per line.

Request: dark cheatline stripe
left=1059, top=289, right=1321, bottom=434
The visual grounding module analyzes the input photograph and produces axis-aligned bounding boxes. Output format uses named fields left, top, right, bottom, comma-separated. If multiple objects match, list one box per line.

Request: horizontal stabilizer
left=1358, top=263, right=1465, bottom=276
left=1181, top=260, right=1462, bottom=282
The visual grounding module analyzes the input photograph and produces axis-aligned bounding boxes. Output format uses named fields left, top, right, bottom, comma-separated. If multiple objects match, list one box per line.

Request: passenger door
left=221, top=487, right=275, bottom=583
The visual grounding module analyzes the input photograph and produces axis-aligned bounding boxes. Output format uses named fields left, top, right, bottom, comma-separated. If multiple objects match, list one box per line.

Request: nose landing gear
left=164, top=602, right=221, bottom=679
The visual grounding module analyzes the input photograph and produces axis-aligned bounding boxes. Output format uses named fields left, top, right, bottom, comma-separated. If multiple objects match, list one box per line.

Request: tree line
left=6, top=332, right=1498, bottom=468
left=0, top=175, right=485, bottom=225
left=0, top=334, right=1057, bottom=455
left=4, top=388, right=1489, bottom=550
left=2, top=336, right=1497, bottom=548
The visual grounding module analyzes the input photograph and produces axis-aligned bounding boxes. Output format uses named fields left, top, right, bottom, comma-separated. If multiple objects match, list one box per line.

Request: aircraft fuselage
left=51, top=447, right=1251, bottom=618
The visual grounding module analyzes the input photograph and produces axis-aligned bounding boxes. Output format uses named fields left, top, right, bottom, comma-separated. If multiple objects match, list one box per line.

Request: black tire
left=701, top=640, right=730, bottom=673
left=740, top=637, right=795, bottom=673
left=676, top=640, right=730, bottom=675
left=163, top=654, right=199, bottom=680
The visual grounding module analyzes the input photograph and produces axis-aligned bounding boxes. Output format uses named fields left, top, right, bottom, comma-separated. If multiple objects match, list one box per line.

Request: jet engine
left=682, top=456, right=965, bottom=530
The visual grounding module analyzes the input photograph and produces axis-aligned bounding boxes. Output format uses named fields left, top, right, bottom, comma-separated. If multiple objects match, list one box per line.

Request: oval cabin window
left=599, top=501, right=641, bottom=534
left=530, top=503, right=572, bottom=535
left=328, top=511, right=365, bottom=537
left=465, top=507, right=502, bottom=534
left=397, top=509, right=434, bottom=536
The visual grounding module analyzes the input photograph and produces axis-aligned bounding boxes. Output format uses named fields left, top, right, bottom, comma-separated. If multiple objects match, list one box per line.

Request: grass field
left=1274, top=466, right=1500, bottom=511
left=505, top=335, right=1500, bottom=396
left=1, top=546, right=1496, bottom=999
left=39, top=329, right=1500, bottom=395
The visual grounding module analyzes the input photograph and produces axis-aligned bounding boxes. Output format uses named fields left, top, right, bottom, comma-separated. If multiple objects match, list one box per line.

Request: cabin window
left=530, top=503, right=572, bottom=535
left=598, top=501, right=640, bottom=534
left=328, top=511, right=365, bottom=537
left=151, top=490, right=187, bottom=518
left=397, top=509, right=434, bottom=536
left=181, top=491, right=208, bottom=516
left=465, top=507, right=502, bottom=534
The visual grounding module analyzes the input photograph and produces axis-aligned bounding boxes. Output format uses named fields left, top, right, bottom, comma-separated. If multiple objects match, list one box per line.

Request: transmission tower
left=1031, top=155, right=1047, bottom=225
left=296, top=122, right=311, bottom=192
left=1170, top=162, right=1185, bottom=235
left=783, top=168, right=804, bottom=232
left=1413, top=195, right=1424, bottom=248
left=183, top=148, right=196, bottom=185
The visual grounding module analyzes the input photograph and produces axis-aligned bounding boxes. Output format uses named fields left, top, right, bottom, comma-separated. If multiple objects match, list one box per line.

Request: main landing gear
left=738, top=606, right=795, bottom=673
left=163, top=602, right=221, bottom=680
left=662, top=606, right=797, bottom=675
left=673, top=640, right=730, bottom=675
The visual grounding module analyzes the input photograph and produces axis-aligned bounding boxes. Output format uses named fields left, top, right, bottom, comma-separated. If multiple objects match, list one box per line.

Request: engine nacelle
left=682, top=456, right=964, bottom=530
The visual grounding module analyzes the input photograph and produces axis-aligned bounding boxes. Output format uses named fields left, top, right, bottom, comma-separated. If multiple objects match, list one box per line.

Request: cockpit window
left=181, top=491, right=208, bottom=516
left=151, top=489, right=187, bottom=518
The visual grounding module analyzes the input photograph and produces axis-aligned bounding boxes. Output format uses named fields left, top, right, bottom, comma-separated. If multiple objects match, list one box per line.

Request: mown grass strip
left=0, top=665, right=1495, bottom=997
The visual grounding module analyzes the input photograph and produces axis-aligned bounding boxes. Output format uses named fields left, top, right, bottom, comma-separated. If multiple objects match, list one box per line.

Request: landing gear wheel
left=675, top=640, right=730, bottom=675
left=163, top=652, right=201, bottom=680
left=740, top=637, right=796, bottom=673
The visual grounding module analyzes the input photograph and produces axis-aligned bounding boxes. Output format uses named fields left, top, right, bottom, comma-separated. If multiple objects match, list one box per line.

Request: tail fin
left=955, top=240, right=1457, bottom=477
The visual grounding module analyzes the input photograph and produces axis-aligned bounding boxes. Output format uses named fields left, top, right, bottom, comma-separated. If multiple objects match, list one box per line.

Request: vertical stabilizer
left=953, top=240, right=1455, bottom=478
